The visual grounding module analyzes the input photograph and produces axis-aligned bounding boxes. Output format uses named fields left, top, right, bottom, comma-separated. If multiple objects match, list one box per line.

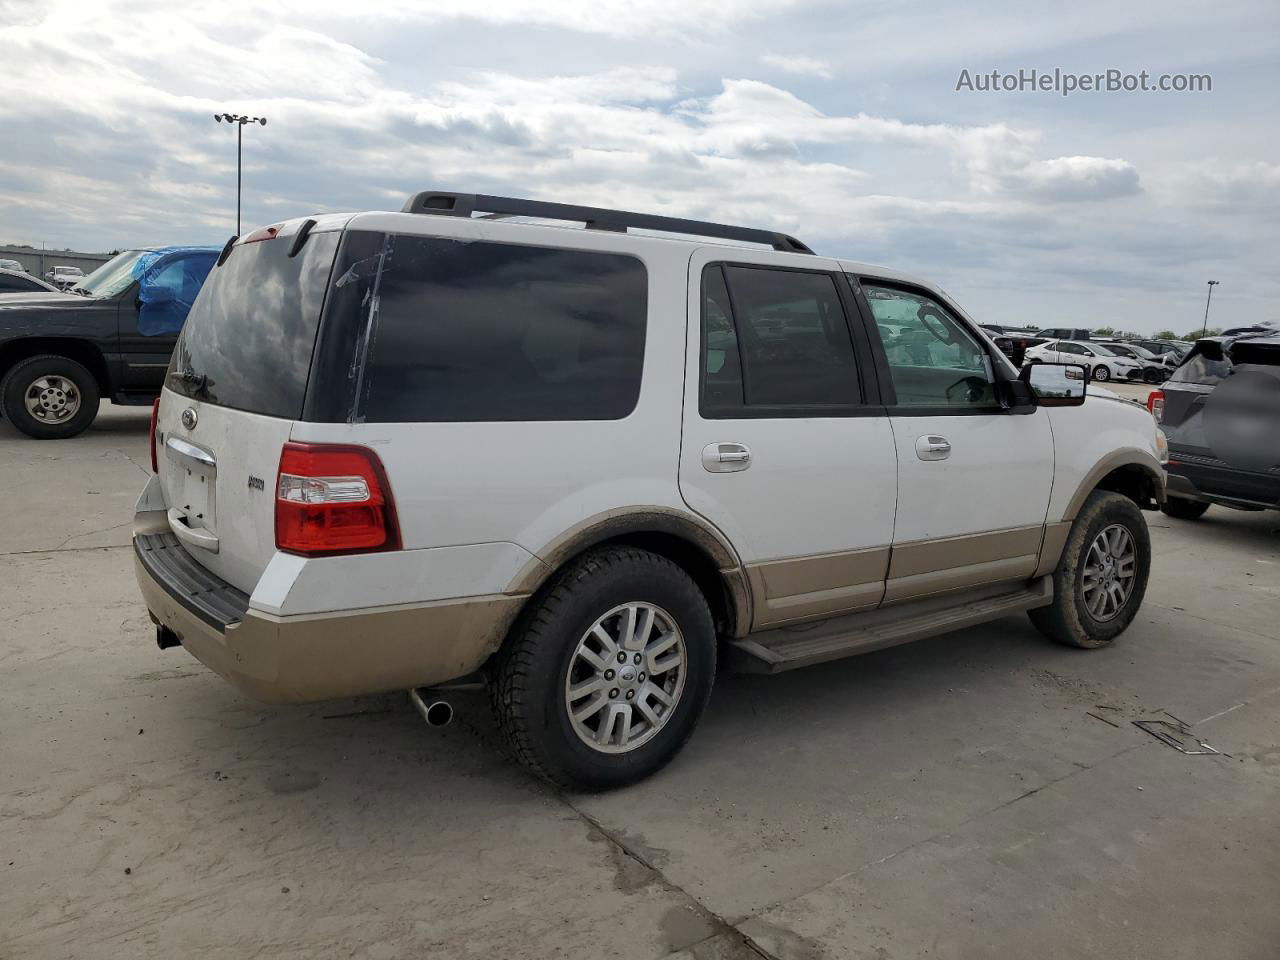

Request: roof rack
left=401, top=191, right=814, bottom=254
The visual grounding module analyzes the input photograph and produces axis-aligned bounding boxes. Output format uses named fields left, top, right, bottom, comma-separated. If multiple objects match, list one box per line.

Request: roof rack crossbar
left=401, top=191, right=814, bottom=254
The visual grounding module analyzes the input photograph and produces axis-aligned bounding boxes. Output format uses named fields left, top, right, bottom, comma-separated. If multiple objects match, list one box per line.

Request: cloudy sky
left=2, top=0, right=1276, bottom=333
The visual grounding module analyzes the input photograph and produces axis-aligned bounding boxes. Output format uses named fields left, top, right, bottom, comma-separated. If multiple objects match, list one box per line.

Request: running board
left=727, top=577, right=1053, bottom=674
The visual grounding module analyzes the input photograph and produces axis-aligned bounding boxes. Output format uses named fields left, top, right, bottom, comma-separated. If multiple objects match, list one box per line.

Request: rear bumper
left=1166, top=456, right=1280, bottom=511
left=133, top=533, right=526, bottom=703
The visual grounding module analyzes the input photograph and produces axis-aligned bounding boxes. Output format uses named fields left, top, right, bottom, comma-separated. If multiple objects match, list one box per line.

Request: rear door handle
left=915, top=435, right=951, bottom=461
left=702, top=442, right=751, bottom=473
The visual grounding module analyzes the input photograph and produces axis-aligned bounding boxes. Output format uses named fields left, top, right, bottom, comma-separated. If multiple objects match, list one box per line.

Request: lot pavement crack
left=557, top=794, right=780, bottom=959
left=3, top=543, right=133, bottom=558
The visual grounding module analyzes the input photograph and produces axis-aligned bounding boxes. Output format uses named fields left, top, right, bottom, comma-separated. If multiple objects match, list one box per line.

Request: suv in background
left=0, top=245, right=219, bottom=438
left=1025, top=339, right=1145, bottom=382
left=1150, top=332, right=1280, bottom=519
left=134, top=193, right=1166, bottom=789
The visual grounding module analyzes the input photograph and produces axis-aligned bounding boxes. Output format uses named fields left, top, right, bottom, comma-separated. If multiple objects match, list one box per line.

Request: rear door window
left=352, top=235, right=647, bottom=423
left=700, top=263, right=863, bottom=415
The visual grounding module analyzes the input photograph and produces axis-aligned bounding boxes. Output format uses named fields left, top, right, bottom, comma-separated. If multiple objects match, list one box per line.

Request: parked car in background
left=1025, top=339, right=1145, bottom=382
left=1129, top=339, right=1192, bottom=361
left=44, top=265, right=85, bottom=289
left=1036, top=327, right=1093, bottom=341
left=1, top=245, right=220, bottom=439
left=0, top=258, right=27, bottom=273
left=134, top=192, right=1166, bottom=790
left=1095, top=340, right=1174, bottom=383
left=1150, top=331, right=1280, bottom=519
left=980, top=325, right=1048, bottom=365
left=0, top=268, right=59, bottom=294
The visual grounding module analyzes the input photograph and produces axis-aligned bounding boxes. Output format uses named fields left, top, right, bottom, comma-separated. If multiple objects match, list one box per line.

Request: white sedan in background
left=1024, top=339, right=1145, bottom=382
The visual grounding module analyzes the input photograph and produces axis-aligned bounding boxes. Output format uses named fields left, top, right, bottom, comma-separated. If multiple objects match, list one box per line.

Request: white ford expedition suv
left=134, top=192, right=1167, bottom=789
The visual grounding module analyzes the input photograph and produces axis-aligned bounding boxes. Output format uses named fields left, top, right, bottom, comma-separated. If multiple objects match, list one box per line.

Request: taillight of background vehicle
left=149, top=398, right=160, bottom=471
left=1147, top=389, right=1164, bottom=423
left=274, top=442, right=400, bottom=556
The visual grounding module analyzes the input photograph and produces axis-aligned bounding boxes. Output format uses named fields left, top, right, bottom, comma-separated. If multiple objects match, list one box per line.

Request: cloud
left=1006, top=156, right=1142, bottom=202
left=760, top=53, right=833, bottom=79
left=0, top=0, right=1276, bottom=333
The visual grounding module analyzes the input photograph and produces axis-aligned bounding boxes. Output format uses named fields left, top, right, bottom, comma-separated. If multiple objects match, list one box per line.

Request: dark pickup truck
left=0, top=246, right=219, bottom=439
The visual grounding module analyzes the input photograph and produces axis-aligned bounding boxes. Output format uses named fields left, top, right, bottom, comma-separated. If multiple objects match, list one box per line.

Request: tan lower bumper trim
left=135, top=553, right=526, bottom=703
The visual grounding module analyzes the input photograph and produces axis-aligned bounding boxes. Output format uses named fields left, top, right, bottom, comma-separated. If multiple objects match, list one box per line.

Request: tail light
left=149, top=398, right=161, bottom=472
left=275, top=442, right=400, bottom=556
left=1147, top=389, right=1165, bottom=423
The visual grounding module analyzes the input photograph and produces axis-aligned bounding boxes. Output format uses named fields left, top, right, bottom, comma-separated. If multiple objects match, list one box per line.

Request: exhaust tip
left=409, top=688, right=453, bottom=727
left=424, top=700, right=453, bottom=727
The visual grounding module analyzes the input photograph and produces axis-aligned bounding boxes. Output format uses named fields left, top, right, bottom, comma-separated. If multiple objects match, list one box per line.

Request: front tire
left=1144, top=368, right=1162, bottom=384
left=0, top=355, right=100, bottom=439
left=1092, top=365, right=1111, bottom=382
left=1029, top=491, right=1151, bottom=648
left=1162, top=496, right=1210, bottom=520
left=490, top=546, right=716, bottom=791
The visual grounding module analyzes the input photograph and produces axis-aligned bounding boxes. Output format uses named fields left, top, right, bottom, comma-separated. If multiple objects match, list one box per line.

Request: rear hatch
left=154, top=224, right=343, bottom=593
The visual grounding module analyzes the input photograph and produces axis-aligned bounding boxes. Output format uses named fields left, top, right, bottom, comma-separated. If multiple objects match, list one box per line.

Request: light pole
left=213, top=113, right=267, bottom=235
left=1201, top=280, right=1220, bottom=338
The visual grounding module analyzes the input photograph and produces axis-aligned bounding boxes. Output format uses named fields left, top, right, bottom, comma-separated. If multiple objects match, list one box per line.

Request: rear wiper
left=172, top=369, right=208, bottom=391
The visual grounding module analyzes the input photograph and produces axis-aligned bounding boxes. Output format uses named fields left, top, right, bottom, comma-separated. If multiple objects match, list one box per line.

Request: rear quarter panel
left=287, top=218, right=695, bottom=592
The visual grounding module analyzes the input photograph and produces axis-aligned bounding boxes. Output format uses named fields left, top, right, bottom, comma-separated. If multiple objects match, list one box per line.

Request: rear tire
left=1029, top=491, right=1150, bottom=649
left=1092, top=365, right=1111, bottom=382
left=1162, top=496, right=1210, bottom=520
left=0, top=355, right=100, bottom=439
left=490, top=546, right=716, bottom=791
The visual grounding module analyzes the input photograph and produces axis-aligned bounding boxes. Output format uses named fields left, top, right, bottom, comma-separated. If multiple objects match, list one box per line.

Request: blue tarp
left=133, top=246, right=220, bottom=336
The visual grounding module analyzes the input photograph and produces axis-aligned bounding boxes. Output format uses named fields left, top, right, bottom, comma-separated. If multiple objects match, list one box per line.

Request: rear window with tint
left=168, top=232, right=340, bottom=418
left=1169, top=349, right=1233, bottom=386
left=354, top=234, right=647, bottom=422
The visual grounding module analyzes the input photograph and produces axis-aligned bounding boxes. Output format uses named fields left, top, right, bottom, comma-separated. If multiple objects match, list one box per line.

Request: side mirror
left=1020, top=362, right=1088, bottom=407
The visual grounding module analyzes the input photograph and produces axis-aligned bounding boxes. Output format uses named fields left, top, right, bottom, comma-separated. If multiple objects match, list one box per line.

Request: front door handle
left=915, top=435, right=951, bottom=461
left=702, top=442, right=752, bottom=473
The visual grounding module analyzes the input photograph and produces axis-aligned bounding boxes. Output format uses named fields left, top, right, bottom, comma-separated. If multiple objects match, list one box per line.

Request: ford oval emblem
left=181, top=407, right=198, bottom=430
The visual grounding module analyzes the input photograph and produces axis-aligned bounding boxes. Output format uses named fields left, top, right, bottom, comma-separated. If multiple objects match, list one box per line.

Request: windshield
left=69, top=250, right=146, bottom=297
left=1089, top=343, right=1119, bottom=357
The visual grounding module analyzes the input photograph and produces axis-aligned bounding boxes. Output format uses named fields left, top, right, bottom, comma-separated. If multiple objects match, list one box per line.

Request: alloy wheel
left=1082, top=523, right=1137, bottom=622
left=565, top=602, right=687, bottom=754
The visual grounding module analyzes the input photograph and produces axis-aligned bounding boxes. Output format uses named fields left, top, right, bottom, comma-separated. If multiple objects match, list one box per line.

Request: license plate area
left=165, top=437, right=218, bottom=532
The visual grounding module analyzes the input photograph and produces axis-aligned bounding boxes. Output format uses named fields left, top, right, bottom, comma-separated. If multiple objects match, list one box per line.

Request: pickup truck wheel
left=1091, top=365, right=1111, bottom=382
left=1161, top=496, right=1210, bottom=520
left=1, top=355, right=100, bottom=439
left=490, top=546, right=716, bottom=791
left=1029, top=490, right=1150, bottom=649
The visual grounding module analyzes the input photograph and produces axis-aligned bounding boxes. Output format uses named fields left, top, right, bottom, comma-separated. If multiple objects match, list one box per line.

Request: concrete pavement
left=2, top=402, right=1277, bottom=959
